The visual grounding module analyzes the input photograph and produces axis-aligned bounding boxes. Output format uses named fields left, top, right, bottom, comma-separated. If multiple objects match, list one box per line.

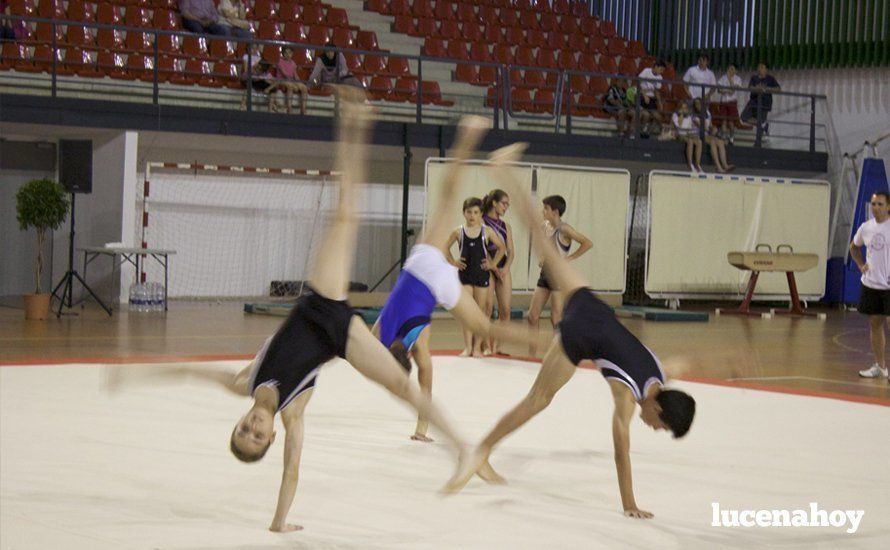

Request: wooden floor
left=1, top=299, right=888, bottom=404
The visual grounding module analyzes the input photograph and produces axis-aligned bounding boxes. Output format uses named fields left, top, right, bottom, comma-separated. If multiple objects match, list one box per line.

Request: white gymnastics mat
left=2, top=356, right=889, bottom=549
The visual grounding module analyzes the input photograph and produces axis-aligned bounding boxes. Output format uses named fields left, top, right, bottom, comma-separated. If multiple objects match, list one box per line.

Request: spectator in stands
left=271, top=46, right=309, bottom=115
left=1, top=0, right=28, bottom=41
left=240, top=43, right=274, bottom=110
left=693, top=98, right=733, bottom=173
left=741, top=62, right=781, bottom=136
left=672, top=102, right=702, bottom=173
left=308, top=49, right=365, bottom=98
left=604, top=79, right=634, bottom=137
left=637, top=60, right=665, bottom=139
left=715, top=63, right=743, bottom=144
left=218, top=0, right=253, bottom=40
left=179, top=0, right=228, bottom=37
left=683, top=54, right=717, bottom=101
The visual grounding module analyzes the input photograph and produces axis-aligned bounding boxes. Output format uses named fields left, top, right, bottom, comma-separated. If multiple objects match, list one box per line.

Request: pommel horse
left=716, top=244, right=826, bottom=320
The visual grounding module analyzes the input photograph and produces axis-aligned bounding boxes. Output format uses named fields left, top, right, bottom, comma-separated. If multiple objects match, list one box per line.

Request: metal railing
left=1, top=15, right=830, bottom=152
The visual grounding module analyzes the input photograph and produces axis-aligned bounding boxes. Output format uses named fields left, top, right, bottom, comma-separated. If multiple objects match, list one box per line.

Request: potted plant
left=15, top=178, right=70, bottom=320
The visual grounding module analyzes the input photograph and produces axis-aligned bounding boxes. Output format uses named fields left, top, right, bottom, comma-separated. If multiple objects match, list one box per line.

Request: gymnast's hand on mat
left=269, top=522, right=303, bottom=533
left=624, top=507, right=654, bottom=519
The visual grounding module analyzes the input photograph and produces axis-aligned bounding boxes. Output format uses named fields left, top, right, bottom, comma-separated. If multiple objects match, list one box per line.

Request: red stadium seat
left=509, top=87, right=533, bottom=112
left=499, top=9, right=518, bottom=27
left=152, top=9, right=179, bottom=30
left=492, top=43, right=513, bottom=64
left=520, top=11, right=539, bottom=30
left=95, top=3, right=122, bottom=25
left=462, top=22, right=483, bottom=42
left=525, top=29, right=546, bottom=48
left=484, top=25, right=504, bottom=44
left=252, top=0, right=277, bottom=20
left=155, top=34, right=182, bottom=55
left=384, top=56, right=411, bottom=77
left=454, top=63, right=478, bottom=83
left=367, top=75, right=393, bottom=100
left=123, top=7, right=151, bottom=27
left=391, top=76, right=417, bottom=102
left=607, top=38, right=627, bottom=56
left=535, top=48, right=557, bottom=69
left=420, top=80, right=454, bottom=105
left=331, top=28, right=354, bottom=48
left=67, top=0, right=95, bottom=21
left=362, top=53, right=386, bottom=74
left=504, top=26, right=525, bottom=46
left=306, top=26, right=330, bottom=46
left=456, top=3, right=477, bottom=23
left=559, top=15, right=579, bottom=34
left=514, top=46, right=534, bottom=66
left=446, top=40, right=469, bottom=61
left=411, top=0, right=433, bottom=18
left=435, top=1, right=455, bottom=20
left=326, top=7, right=352, bottom=28
left=618, top=56, right=638, bottom=75
left=567, top=33, right=587, bottom=51
left=95, top=28, right=124, bottom=49
left=598, top=55, right=618, bottom=74
left=439, top=20, right=461, bottom=40
left=257, top=21, right=282, bottom=41
left=356, top=30, right=380, bottom=50
left=627, top=40, right=646, bottom=57
left=182, top=36, right=208, bottom=58
left=539, top=13, right=558, bottom=32
left=546, top=31, right=568, bottom=50
left=469, top=42, right=491, bottom=61
left=423, top=37, right=447, bottom=57
left=578, top=53, right=598, bottom=73
left=477, top=65, right=498, bottom=85
left=283, top=22, right=308, bottom=43
left=411, top=18, right=436, bottom=38
left=301, top=4, right=325, bottom=26
left=557, top=50, right=577, bottom=70
left=533, top=88, right=555, bottom=113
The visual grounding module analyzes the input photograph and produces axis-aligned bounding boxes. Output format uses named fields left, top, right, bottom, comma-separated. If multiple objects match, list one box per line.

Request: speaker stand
left=51, top=193, right=112, bottom=317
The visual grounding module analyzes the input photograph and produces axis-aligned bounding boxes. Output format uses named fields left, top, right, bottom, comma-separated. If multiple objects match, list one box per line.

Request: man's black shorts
left=858, top=284, right=890, bottom=316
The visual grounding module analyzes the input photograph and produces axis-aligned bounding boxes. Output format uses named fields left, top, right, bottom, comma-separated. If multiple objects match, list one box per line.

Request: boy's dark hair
left=463, top=197, right=483, bottom=212
left=230, top=428, right=272, bottom=463
left=871, top=191, right=890, bottom=203
left=388, top=341, right=412, bottom=374
left=542, top=195, right=566, bottom=216
left=653, top=59, right=666, bottom=68
left=656, top=389, right=696, bottom=438
left=698, top=53, right=709, bottom=62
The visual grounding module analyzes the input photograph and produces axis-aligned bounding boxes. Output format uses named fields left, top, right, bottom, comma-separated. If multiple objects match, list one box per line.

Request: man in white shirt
left=849, top=191, right=890, bottom=380
left=683, top=54, right=717, bottom=101
left=715, top=63, right=743, bottom=144
left=636, top=60, right=665, bottom=139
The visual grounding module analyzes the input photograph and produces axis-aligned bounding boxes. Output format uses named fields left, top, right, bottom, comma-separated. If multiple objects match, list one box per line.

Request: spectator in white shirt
left=715, top=64, right=743, bottom=144
left=683, top=54, right=717, bottom=101
left=672, top=102, right=702, bottom=173
left=636, top=59, right=665, bottom=139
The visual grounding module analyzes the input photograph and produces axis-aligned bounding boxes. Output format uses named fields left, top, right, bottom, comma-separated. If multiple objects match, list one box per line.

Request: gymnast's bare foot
left=411, top=433, right=434, bottom=442
left=477, top=460, right=506, bottom=484
left=442, top=446, right=489, bottom=494
left=459, top=348, right=471, bottom=357
left=269, top=522, right=303, bottom=532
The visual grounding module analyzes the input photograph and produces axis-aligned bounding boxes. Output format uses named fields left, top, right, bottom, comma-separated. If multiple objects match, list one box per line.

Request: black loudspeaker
left=58, top=140, right=93, bottom=194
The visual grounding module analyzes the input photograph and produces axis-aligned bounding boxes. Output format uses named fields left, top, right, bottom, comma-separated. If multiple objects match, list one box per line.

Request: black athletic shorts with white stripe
left=249, top=288, right=357, bottom=411
left=559, top=288, right=665, bottom=400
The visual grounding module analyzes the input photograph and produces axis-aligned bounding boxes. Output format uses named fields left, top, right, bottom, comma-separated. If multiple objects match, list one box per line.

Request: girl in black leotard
left=446, top=197, right=505, bottom=357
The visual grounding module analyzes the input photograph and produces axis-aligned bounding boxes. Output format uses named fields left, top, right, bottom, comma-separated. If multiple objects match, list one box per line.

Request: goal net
left=139, top=163, right=334, bottom=299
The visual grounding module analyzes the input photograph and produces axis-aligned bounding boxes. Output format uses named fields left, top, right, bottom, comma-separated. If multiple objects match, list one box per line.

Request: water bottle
left=128, top=283, right=137, bottom=312
left=135, top=283, right=146, bottom=313
left=151, top=282, right=164, bottom=313
left=155, top=282, right=166, bottom=312
left=138, top=283, right=149, bottom=313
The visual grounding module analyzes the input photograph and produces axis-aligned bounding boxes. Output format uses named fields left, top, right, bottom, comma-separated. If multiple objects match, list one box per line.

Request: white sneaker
left=858, top=364, right=889, bottom=378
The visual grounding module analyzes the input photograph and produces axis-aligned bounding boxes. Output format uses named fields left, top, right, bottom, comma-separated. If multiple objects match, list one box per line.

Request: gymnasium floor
left=1, top=302, right=889, bottom=549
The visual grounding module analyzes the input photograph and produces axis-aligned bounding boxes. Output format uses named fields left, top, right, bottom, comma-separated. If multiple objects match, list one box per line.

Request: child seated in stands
left=692, top=98, right=734, bottom=173
left=672, top=102, right=703, bottom=173
left=240, top=43, right=274, bottom=110
left=270, top=46, right=309, bottom=115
